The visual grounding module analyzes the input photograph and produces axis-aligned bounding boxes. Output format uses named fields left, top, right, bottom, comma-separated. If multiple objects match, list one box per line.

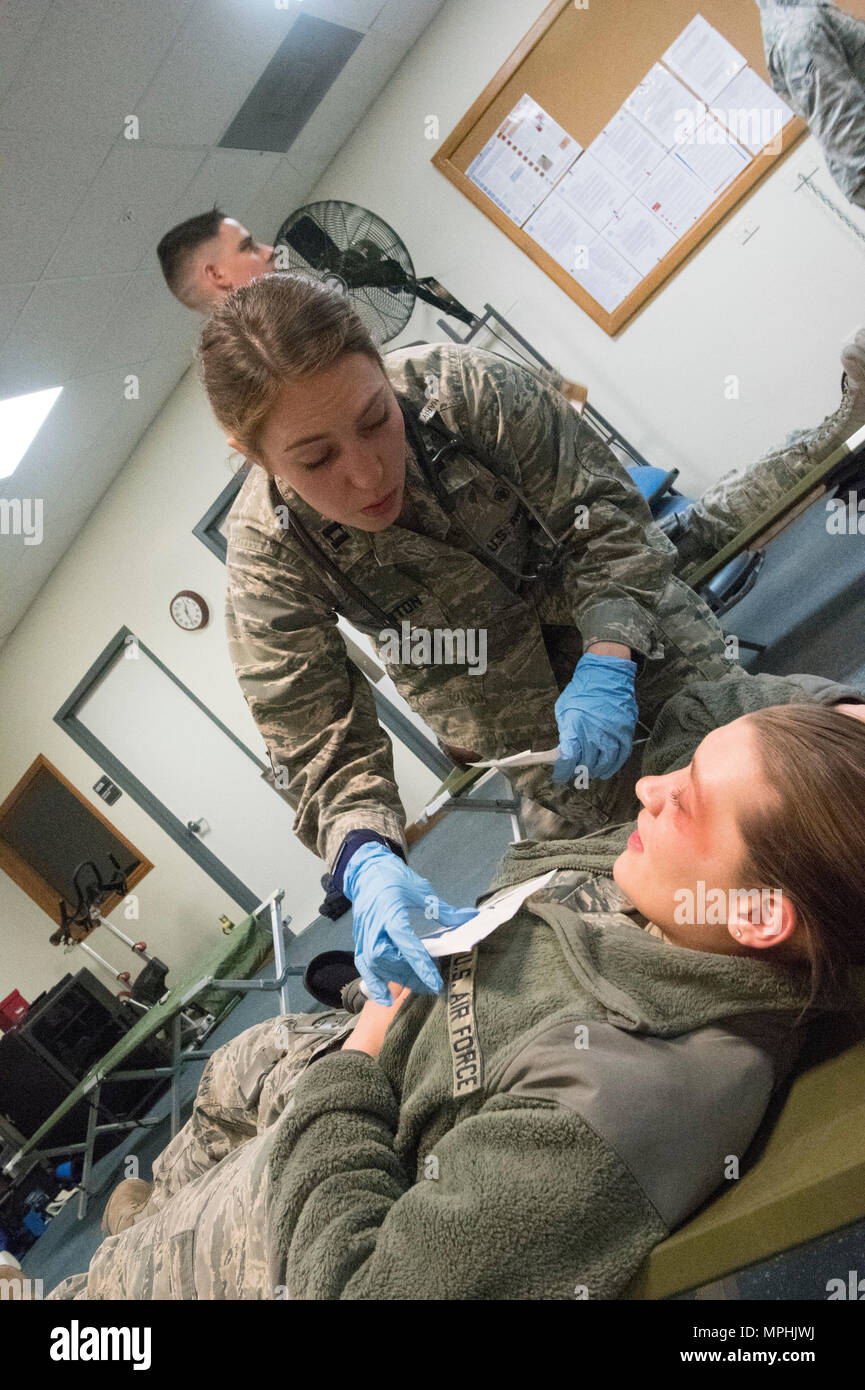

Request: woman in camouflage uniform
left=200, top=272, right=858, bottom=1003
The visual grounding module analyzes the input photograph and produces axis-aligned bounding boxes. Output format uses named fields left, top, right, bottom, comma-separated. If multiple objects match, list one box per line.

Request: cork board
left=432, top=0, right=812, bottom=335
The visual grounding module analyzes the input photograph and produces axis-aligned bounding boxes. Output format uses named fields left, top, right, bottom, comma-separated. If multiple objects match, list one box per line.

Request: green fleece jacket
left=268, top=670, right=863, bottom=1299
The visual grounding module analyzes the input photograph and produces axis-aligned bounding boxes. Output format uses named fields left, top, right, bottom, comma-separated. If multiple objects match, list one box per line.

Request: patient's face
left=613, top=716, right=775, bottom=953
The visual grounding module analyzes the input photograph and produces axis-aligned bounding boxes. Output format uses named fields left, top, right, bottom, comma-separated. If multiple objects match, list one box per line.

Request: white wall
left=3, top=0, right=865, bottom=1004
left=0, top=374, right=263, bottom=1005
left=311, top=0, right=865, bottom=491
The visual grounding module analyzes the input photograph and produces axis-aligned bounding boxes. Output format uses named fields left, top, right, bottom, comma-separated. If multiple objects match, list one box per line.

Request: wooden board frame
left=0, top=754, right=153, bottom=927
left=432, top=0, right=807, bottom=336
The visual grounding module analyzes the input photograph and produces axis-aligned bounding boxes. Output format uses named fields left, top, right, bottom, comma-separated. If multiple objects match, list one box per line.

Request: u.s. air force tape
left=447, top=947, right=483, bottom=1098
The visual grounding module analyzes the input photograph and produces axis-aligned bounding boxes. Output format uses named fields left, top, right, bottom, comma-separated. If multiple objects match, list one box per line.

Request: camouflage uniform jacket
left=758, top=0, right=865, bottom=206
left=225, top=342, right=710, bottom=867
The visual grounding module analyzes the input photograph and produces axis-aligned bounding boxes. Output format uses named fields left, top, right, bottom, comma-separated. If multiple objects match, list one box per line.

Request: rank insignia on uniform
left=419, top=372, right=440, bottom=423
left=322, top=521, right=351, bottom=550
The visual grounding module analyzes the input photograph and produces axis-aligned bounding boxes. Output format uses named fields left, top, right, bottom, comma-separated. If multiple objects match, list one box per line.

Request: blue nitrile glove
left=551, top=651, right=639, bottom=785
left=343, top=842, right=476, bottom=1005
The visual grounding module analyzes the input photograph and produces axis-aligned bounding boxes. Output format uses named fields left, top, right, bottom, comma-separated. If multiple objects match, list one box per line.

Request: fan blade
left=281, top=215, right=344, bottom=270
left=341, top=256, right=412, bottom=292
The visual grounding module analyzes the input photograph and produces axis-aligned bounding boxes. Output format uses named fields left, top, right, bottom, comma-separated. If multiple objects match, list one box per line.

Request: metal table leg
left=169, top=1013, right=182, bottom=1139
left=76, top=1084, right=101, bottom=1220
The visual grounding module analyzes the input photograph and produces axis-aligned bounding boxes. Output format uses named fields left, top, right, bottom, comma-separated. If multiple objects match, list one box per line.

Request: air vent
left=219, top=13, right=364, bottom=153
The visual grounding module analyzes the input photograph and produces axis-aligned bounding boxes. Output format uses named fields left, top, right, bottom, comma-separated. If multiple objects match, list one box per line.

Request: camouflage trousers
left=46, top=1009, right=356, bottom=1301
left=673, top=378, right=864, bottom=572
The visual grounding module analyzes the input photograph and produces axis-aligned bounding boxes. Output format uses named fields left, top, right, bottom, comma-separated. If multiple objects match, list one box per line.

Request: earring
left=735, top=929, right=742, bottom=938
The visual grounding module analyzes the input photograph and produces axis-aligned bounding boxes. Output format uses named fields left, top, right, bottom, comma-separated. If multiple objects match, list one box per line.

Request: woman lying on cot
left=48, top=671, right=865, bottom=1301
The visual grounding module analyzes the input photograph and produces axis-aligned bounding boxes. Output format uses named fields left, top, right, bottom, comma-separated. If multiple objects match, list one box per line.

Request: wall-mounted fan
left=274, top=200, right=476, bottom=345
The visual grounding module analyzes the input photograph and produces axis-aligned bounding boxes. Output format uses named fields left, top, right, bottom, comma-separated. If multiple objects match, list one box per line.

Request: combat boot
left=101, top=1178, right=154, bottom=1235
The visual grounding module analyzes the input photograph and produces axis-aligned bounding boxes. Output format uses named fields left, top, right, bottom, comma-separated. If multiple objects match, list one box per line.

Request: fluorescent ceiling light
left=0, top=386, right=62, bottom=480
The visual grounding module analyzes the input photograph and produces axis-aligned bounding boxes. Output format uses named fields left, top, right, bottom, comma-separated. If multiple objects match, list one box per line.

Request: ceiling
left=0, top=0, right=447, bottom=648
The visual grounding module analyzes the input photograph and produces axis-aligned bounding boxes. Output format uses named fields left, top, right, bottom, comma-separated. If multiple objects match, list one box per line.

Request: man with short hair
left=156, top=207, right=276, bottom=313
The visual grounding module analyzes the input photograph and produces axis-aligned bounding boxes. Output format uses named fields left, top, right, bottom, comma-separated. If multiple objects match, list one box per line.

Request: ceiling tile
left=0, top=282, right=35, bottom=352
left=241, top=158, right=319, bottom=243
left=43, top=143, right=208, bottom=280
left=0, top=274, right=129, bottom=396
left=0, top=0, right=53, bottom=108
left=298, top=0, right=389, bottom=31
left=220, top=13, right=364, bottom=154
left=134, top=0, right=298, bottom=148
left=369, top=0, right=446, bottom=43
left=0, top=128, right=115, bottom=284
left=0, top=0, right=196, bottom=137
left=170, top=148, right=284, bottom=224
left=7, top=372, right=130, bottom=493
left=82, top=345, right=197, bottom=471
left=285, top=28, right=405, bottom=172
left=82, top=264, right=195, bottom=375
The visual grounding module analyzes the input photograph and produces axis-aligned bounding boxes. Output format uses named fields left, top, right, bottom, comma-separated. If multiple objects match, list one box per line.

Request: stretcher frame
left=1, top=890, right=302, bottom=1219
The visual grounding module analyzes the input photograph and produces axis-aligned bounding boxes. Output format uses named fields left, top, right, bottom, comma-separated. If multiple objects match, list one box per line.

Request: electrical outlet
left=782, top=162, right=820, bottom=194
left=727, top=215, right=760, bottom=246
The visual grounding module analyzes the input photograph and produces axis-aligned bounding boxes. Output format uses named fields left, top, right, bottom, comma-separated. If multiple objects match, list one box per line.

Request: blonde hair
left=197, top=272, right=384, bottom=457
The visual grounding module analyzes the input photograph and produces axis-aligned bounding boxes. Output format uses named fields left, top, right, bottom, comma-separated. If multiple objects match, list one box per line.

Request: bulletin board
left=432, top=0, right=808, bottom=336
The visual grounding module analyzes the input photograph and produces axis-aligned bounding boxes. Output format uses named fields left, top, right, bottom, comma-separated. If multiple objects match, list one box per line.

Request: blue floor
left=721, top=481, right=865, bottom=693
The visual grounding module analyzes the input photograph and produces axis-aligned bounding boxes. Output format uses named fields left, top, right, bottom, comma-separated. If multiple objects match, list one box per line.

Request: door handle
left=187, top=818, right=211, bottom=837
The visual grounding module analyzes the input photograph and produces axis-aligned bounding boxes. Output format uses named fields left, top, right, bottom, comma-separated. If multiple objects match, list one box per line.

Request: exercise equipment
left=51, top=857, right=169, bottom=1006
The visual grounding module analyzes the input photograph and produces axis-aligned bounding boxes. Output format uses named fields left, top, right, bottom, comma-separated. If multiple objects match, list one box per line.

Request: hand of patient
left=342, top=982, right=412, bottom=1060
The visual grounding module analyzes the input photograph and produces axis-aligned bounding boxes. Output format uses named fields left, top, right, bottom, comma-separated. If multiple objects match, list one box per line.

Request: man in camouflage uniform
left=757, top=0, right=865, bottom=209
left=225, top=341, right=746, bottom=851
left=667, top=326, right=865, bottom=570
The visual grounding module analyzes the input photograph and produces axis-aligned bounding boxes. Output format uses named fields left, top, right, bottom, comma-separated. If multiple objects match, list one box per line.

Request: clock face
left=170, top=591, right=208, bottom=630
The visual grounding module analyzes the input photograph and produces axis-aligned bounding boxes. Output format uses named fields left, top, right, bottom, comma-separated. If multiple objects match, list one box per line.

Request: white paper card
left=673, top=113, right=751, bottom=194
left=636, top=151, right=716, bottom=236
left=470, top=747, right=561, bottom=770
left=663, top=14, right=747, bottom=104
left=624, top=64, right=700, bottom=150
left=602, top=198, right=678, bottom=275
left=589, top=110, right=667, bottom=193
left=556, top=150, right=631, bottom=232
left=524, top=193, right=596, bottom=274
left=711, top=66, right=794, bottom=154
left=466, top=93, right=582, bottom=225
left=421, top=871, right=557, bottom=956
left=573, top=234, right=642, bottom=312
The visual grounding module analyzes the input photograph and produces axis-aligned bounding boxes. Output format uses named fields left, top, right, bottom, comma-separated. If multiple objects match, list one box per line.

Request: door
left=58, top=631, right=446, bottom=926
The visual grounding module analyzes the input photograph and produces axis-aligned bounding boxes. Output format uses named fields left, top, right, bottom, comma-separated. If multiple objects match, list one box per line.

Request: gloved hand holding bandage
left=343, top=842, right=475, bottom=1005
left=552, top=651, right=638, bottom=785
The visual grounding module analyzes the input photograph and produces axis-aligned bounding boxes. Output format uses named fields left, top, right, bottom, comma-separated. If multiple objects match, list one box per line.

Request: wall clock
left=170, top=590, right=209, bottom=631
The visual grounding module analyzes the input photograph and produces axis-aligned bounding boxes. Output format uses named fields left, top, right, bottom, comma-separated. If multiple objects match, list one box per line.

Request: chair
left=628, top=984, right=865, bottom=1298
left=626, top=463, right=766, bottom=635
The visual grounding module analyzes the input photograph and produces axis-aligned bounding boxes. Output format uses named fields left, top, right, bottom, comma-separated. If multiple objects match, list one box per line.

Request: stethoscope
left=267, top=394, right=572, bottom=629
